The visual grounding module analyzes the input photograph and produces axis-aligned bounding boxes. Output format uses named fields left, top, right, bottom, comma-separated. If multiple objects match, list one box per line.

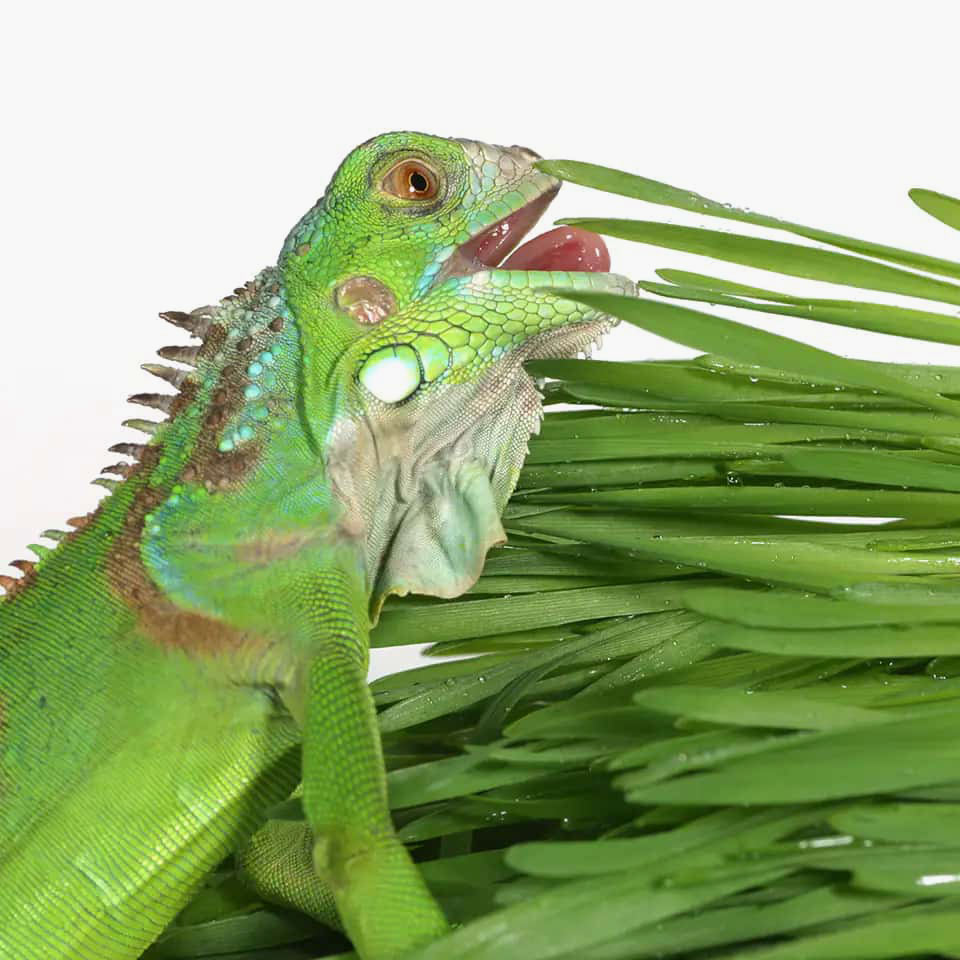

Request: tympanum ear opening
left=370, top=458, right=504, bottom=623
left=335, top=275, right=396, bottom=326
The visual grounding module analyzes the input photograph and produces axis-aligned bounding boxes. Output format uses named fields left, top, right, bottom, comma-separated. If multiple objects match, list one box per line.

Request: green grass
left=148, top=166, right=960, bottom=959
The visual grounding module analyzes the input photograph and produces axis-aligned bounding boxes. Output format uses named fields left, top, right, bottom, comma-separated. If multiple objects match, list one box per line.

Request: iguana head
left=279, top=131, right=634, bottom=612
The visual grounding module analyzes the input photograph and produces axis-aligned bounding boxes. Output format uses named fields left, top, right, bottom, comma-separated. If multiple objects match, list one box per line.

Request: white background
left=2, top=2, right=958, bottom=677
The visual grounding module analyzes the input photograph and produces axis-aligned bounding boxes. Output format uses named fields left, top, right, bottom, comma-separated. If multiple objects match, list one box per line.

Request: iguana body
left=0, top=132, right=631, bottom=958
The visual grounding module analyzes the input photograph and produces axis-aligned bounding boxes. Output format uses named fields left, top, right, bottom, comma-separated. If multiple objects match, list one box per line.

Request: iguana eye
left=381, top=159, right=440, bottom=201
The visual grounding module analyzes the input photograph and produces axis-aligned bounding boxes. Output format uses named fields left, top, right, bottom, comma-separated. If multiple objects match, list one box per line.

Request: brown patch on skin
left=173, top=321, right=265, bottom=492
left=195, top=368, right=264, bottom=492
left=234, top=529, right=326, bottom=569
left=103, top=379, right=257, bottom=656
left=104, top=285, right=289, bottom=654
left=178, top=299, right=301, bottom=494
left=198, top=447, right=264, bottom=493
left=5, top=283, right=285, bottom=654
left=131, top=591, right=252, bottom=652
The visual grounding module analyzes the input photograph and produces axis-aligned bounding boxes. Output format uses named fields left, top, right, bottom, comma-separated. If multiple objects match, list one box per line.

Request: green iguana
left=0, top=131, right=632, bottom=959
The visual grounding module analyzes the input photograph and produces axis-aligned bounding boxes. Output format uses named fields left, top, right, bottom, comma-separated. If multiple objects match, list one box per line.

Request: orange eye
left=381, top=159, right=440, bottom=201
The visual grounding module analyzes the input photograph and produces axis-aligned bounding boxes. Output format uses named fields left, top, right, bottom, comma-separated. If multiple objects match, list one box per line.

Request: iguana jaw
left=417, top=144, right=619, bottom=365
left=516, top=312, right=614, bottom=362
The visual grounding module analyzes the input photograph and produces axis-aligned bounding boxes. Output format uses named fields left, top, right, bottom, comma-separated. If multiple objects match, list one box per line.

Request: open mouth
left=434, top=187, right=612, bottom=286
left=426, top=178, right=628, bottom=366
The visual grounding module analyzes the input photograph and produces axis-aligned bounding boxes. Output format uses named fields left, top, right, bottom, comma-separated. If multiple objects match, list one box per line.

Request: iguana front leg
left=281, top=568, right=447, bottom=957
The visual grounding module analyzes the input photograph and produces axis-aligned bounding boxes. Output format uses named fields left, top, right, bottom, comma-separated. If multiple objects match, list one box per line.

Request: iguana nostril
left=334, top=275, right=396, bottom=326
left=510, top=144, right=542, bottom=163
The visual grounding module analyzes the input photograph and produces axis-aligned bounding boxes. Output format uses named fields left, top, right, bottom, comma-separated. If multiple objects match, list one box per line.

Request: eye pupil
left=382, top=159, right=440, bottom=202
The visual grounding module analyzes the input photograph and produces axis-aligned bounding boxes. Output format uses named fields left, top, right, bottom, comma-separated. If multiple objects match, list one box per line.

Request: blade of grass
left=910, top=188, right=960, bottom=232
left=546, top=291, right=960, bottom=416
left=538, top=157, right=960, bottom=281
left=642, top=275, right=960, bottom=346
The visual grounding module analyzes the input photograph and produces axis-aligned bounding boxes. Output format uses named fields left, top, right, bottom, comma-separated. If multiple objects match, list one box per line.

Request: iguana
left=0, top=131, right=632, bottom=959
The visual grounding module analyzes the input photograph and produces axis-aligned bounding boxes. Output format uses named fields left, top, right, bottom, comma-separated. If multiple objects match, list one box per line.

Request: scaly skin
left=0, top=132, right=633, bottom=959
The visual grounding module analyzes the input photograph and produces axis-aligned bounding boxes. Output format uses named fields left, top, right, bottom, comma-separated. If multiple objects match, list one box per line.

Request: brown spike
left=161, top=309, right=197, bottom=330
left=141, top=363, right=187, bottom=389
left=10, top=559, right=35, bottom=575
left=128, top=392, right=175, bottom=414
left=109, top=442, right=146, bottom=458
left=157, top=345, right=201, bottom=366
left=102, top=462, right=133, bottom=478
left=0, top=574, right=18, bottom=592
left=67, top=514, right=92, bottom=529
left=160, top=309, right=211, bottom=338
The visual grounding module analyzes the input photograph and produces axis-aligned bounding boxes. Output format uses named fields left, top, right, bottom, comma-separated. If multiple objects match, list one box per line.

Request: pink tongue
left=501, top=226, right=610, bottom=272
